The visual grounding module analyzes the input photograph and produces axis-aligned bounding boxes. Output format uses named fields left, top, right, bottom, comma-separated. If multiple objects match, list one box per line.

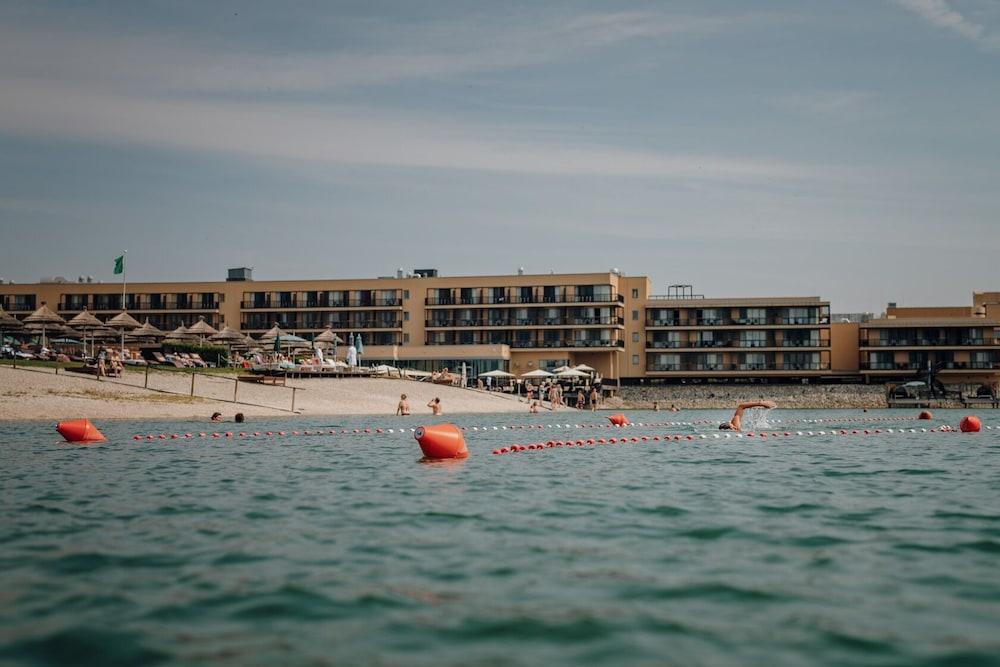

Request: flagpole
left=121, top=250, right=127, bottom=357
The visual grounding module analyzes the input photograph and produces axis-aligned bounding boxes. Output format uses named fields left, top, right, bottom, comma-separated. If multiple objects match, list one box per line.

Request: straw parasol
left=164, top=324, right=196, bottom=344
left=209, top=325, right=246, bottom=366
left=555, top=368, right=590, bottom=379
left=258, top=323, right=288, bottom=341
left=131, top=318, right=166, bottom=341
left=23, top=303, right=66, bottom=348
left=0, top=306, right=25, bottom=350
left=479, top=369, right=515, bottom=378
left=107, top=310, right=142, bottom=356
left=67, top=308, right=104, bottom=357
left=314, top=328, right=344, bottom=360
left=574, top=364, right=597, bottom=373
left=520, top=369, right=554, bottom=378
left=186, top=315, right=218, bottom=343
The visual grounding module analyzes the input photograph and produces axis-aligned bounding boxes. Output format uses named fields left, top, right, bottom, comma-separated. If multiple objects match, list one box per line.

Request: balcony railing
left=425, top=339, right=623, bottom=348
left=425, top=316, right=625, bottom=328
left=241, top=298, right=400, bottom=309
left=861, top=338, right=998, bottom=347
left=647, top=363, right=830, bottom=372
left=425, top=293, right=622, bottom=306
left=646, top=317, right=829, bottom=327
left=862, top=361, right=999, bottom=371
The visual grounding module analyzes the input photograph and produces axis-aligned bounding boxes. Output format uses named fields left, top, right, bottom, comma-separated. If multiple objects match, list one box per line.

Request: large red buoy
left=918, top=410, right=933, bottom=420
left=414, top=424, right=468, bottom=460
left=56, top=419, right=106, bottom=444
left=608, top=413, right=630, bottom=426
left=960, top=415, right=982, bottom=433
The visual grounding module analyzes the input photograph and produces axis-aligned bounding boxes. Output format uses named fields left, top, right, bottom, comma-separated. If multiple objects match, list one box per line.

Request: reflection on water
left=1, top=409, right=998, bottom=667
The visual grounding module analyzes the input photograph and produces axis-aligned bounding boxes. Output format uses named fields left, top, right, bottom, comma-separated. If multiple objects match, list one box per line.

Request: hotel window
left=653, top=353, right=680, bottom=370
left=487, top=309, right=504, bottom=326
left=742, top=308, right=767, bottom=325
left=785, top=307, right=812, bottom=324
left=490, top=287, right=507, bottom=304
left=403, top=311, right=409, bottom=321
left=632, top=310, right=639, bottom=321
left=631, top=289, right=639, bottom=298
left=403, top=290, right=409, bottom=300
left=741, top=353, right=766, bottom=370
left=698, top=331, right=715, bottom=347
left=518, top=286, right=534, bottom=303
left=740, top=331, right=767, bottom=348
left=459, top=330, right=475, bottom=344
left=698, top=309, right=720, bottom=325
left=632, top=355, right=639, bottom=365
left=542, top=308, right=560, bottom=325
left=403, top=333, right=410, bottom=343
left=515, top=330, right=533, bottom=347
left=378, top=290, right=397, bottom=306
left=593, top=285, right=612, bottom=301
left=543, top=286, right=558, bottom=302
left=785, top=352, right=819, bottom=370
left=632, top=332, right=640, bottom=343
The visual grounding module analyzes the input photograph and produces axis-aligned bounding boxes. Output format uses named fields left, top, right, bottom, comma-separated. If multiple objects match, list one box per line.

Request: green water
left=1, top=410, right=999, bottom=666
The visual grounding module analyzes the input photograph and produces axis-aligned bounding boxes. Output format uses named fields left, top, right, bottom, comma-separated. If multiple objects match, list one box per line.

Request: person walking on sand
left=589, top=387, right=599, bottom=411
left=427, top=397, right=442, bottom=415
left=719, top=401, right=776, bottom=431
left=396, top=393, right=410, bottom=416
left=548, top=384, right=559, bottom=412
left=576, top=389, right=585, bottom=410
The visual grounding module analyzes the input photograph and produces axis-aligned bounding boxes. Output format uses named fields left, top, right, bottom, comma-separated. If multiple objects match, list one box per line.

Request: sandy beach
left=0, top=366, right=557, bottom=421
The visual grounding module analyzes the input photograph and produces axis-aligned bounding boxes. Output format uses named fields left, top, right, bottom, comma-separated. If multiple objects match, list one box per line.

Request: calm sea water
left=2, top=409, right=999, bottom=667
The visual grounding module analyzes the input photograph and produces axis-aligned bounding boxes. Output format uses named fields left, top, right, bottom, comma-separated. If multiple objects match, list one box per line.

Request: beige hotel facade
left=2, top=269, right=998, bottom=387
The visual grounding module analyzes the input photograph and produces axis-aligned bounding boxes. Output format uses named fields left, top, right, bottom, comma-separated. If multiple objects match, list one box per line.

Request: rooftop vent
left=227, top=267, right=253, bottom=282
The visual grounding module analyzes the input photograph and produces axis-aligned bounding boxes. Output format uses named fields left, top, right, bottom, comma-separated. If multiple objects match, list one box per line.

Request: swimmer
left=652, top=400, right=660, bottom=412
left=211, top=412, right=222, bottom=422
left=718, top=401, right=776, bottom=431
left=396, top=393, right=410, bottom=416
left=427, top=397, right=442, bottom=416
left=529, top=400, right=540, bottom=414
left=670, top=404, right=680, bottom=412
left=234, top=413, right=245, bottom=423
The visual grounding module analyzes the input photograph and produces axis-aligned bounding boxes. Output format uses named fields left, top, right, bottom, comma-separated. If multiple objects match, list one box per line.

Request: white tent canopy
left=555, top=368, right=590, bottom=379
left=479, top=369, right=515, bottom=378
left=520, top=369, right=554, bottom=378
left=574, top=364, right=598, bottom=373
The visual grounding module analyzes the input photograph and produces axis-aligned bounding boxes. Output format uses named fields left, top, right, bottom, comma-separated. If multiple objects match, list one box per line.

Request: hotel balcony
left=425, top=293, right=624, bottom=307
left=59, top=301, right=221, bottom=313
left=646, top=362, right=830, bottom=373
left=644, top=317, right=830, bottom=328
left=425, top=316, right=625, bottom=328
left=241, top=298, right=401, bottom=309
left=645, top=339, right=829, bottom=350
left=425, top=338, right=624, bottom=349
left=861, top=361, right=1000, bottom=371
left=859, top=338, right=999, bottom=348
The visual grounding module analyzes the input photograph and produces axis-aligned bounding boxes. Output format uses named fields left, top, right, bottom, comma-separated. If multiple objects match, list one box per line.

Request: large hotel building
left=2, top=269, right=998, bottom=388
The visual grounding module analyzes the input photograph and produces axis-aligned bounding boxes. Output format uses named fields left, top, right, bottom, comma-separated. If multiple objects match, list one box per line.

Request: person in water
left=719, top=401, right=777, bottom=431
left=235, top=413, right=245, bottom=423
left=427, top=397, right=442, bottom=415
left=529, top=400, right=540, bottom=414
left=211, top=412, right=222, bottom=422
left=396, top=393, right=410, bottom=416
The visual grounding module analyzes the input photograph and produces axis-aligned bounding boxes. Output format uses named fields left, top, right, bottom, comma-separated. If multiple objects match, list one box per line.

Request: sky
left=0, top=0, right=998, bottom=312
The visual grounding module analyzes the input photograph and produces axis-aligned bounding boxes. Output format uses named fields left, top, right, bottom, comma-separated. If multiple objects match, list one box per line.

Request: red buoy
left=56, top=419, right=106, bottom=444
left=960, top=415, right=982, bottom=433
left=918, top=410, right=933, bottom=420
left=608, top=413, right=630, bottom=426
left=414, top=424, right=469, bottom=460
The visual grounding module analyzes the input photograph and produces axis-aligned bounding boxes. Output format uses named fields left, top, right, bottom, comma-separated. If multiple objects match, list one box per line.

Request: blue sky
left=0, top=0, right=997, bottom=312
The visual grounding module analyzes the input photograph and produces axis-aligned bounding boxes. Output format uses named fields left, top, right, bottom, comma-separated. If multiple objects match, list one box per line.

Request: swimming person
left=719, top=401, right=777, bottom=431
left=427, top=397, right=442, bottom=415
left=211, top=412, right=222, bottom=422
left=396, top=394, right=410, bottom=416
left=529, top=400, right=540, bottom=413
left=234, top=413, right=245, bottom=423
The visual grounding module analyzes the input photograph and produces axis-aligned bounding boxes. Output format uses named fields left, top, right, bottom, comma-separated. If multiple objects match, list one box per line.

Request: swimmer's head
left=719, top=422, right=734, bottom=430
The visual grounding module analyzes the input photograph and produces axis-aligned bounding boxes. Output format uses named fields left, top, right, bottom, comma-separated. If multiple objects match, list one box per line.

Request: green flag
left=113, top=255, right=125, bottom=275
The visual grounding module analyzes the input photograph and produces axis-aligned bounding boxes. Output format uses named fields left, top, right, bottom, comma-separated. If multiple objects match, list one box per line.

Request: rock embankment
left=619, top=384, right=888, bottom=410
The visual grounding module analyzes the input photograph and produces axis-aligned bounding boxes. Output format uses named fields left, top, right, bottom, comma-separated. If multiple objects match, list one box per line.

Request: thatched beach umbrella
left=314, top=328, right=344, bottom=359
left=258, top=323, right=288, bottom=341
left=209, top=325, right=245, bottom=366
left=107, top=310, right=142, bottom=356
left=131, top=318, right=166, bottom=342
left=68, top=308, right=104, bottom=357
left=0, top=306, right=24, bottom=349
left=23, top=302, right=65, bottom=348
left=186, top=315, right=218, bottom=343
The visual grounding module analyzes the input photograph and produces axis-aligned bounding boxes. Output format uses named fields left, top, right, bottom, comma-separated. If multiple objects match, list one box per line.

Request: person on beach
left=589, top=387, right=599, bottom=411
left=576, top=390, right=585, bottom=410
left=211, top=412, right=222, bottom=422
left=427, top=397, right=442, bottom=415
left=396, top=394, right=410, bottom=416
left=549, top=384, right=559, bottom=412
left=719, top=401, right=777, bottom=431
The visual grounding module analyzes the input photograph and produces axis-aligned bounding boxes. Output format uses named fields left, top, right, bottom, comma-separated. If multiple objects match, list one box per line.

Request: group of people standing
left=525, top=381, right=601, bottom=412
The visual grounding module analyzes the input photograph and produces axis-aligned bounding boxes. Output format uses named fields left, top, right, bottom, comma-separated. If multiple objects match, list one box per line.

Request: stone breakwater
left=618, top=384, right=889, bottom=410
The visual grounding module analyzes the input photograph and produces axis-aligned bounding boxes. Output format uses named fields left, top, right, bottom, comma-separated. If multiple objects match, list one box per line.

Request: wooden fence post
left=291, top=387, right=297, bottom=413
left=144, top=364, right=150, bottom=389
left=190, top=372, right=196, bottom=397
left=233, top=378, right=238, bottom=403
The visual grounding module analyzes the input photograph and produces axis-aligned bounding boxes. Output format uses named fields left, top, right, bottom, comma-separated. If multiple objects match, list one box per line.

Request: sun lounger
left=189, top=353, right=211, bottom=368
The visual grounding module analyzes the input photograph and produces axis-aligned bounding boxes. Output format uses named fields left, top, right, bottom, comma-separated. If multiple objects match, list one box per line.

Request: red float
left=414, top=423, right=469, bottom=460
left=918, top=410, right=933, bottom=420
left=960, top=415, right=982, bottom=433
left=608, top=413, right=630, bottom=426
left=56, top=418, right=106, bottom=444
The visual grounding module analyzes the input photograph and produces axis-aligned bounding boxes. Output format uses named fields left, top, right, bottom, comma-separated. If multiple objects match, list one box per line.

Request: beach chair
left=189, top=352, right=211, bottom=368
left=162, top=354, right=187, bottom=368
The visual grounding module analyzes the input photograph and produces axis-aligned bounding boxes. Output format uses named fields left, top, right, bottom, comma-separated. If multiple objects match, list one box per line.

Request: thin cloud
left=893, top=0, right=1000, bottom=50
left=0, top=79, right=812, bottom=184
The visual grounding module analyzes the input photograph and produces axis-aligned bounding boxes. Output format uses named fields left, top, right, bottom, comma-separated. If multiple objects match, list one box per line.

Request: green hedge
left=162, top=342, right=228, bottom=365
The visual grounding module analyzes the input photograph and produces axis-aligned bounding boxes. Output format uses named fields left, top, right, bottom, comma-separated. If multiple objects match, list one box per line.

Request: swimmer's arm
left=734, top=400, right=776, bottom=415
